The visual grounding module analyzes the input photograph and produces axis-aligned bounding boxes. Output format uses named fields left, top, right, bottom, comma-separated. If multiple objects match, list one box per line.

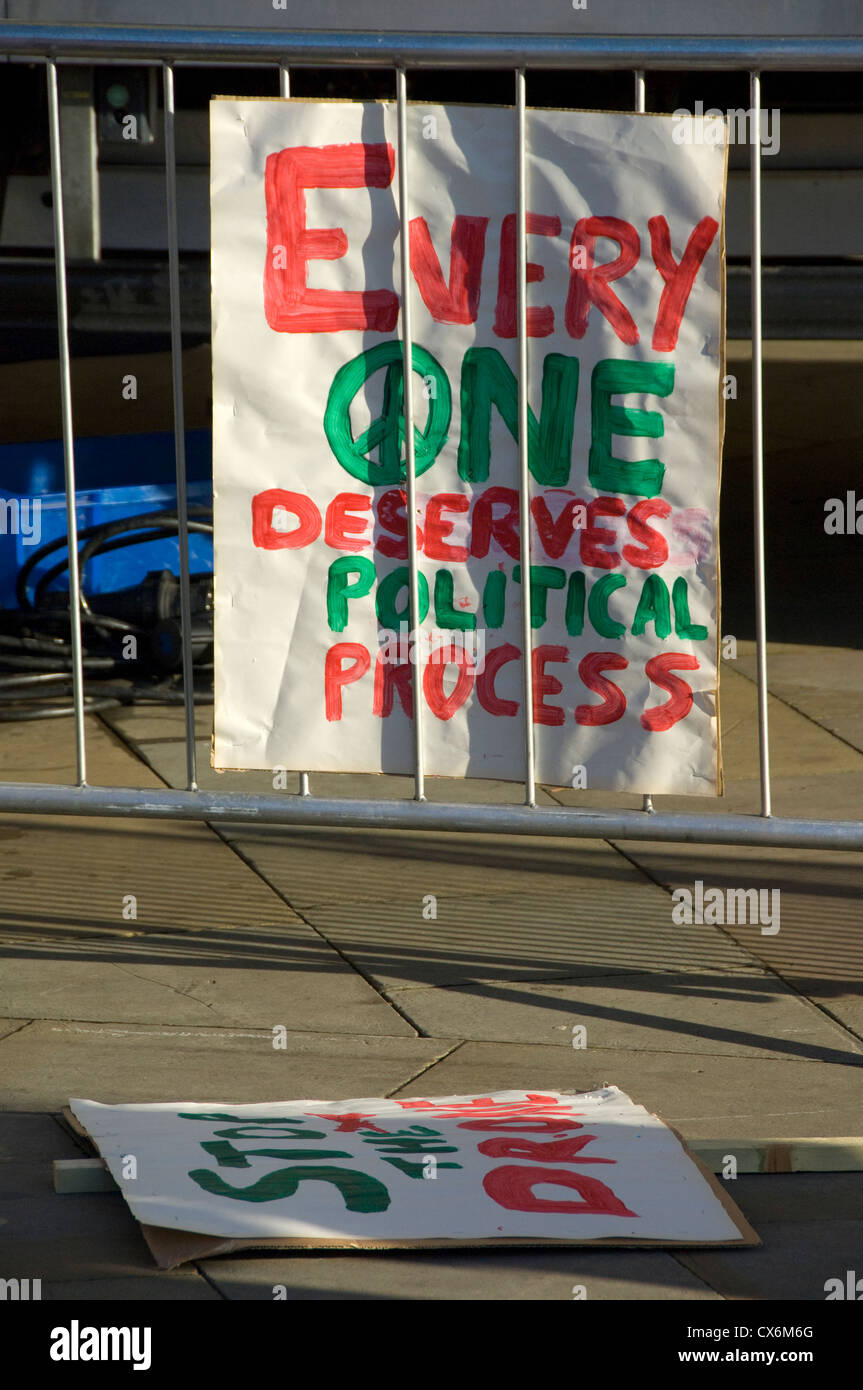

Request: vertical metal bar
left=515, top=69, right=536, bottom=808
left=279, top=63, right=309, bottom=799
left=634, top=70, right=646, bottom=114
left=633, top=70, right=654, bottom=814
left=163, top=62, right=198, bottom=791
left=46, top=60, right=87, bottom=787
left=750, top=70, right=772, bottom=817
left=396, top=67, right=426, bottom=801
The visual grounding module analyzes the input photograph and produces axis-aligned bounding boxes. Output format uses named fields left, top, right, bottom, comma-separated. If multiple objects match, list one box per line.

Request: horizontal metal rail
left=1, top=782, right=862, bottom=851
left=3, top=25, right=863, bottom=68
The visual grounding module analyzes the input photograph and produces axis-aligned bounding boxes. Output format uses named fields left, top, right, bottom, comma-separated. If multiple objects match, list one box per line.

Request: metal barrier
left=1, top=23, right=862, bottom=852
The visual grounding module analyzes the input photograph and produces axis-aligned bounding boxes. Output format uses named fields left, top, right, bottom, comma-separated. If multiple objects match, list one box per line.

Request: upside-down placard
left=71, top=1089, right=755, bottom=1253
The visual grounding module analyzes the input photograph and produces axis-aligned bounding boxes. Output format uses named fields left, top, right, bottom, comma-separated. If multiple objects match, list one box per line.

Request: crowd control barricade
left=1, top=24, right=862, bottom=852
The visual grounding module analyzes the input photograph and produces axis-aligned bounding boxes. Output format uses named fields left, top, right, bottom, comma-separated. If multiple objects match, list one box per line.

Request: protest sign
left=211, top=100, right=726, bottom=793
left=70, top=1088, right=755, bottom=1258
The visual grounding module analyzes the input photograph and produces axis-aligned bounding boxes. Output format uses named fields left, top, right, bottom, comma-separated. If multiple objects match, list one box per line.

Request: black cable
left=32, top=517, right=213, bottom=610
left=0, top=653, right=115, bottom=672
left=0, top=672, right=72, bottom=690
left=2, top=505, right=214, bottom=721
left=15, top=506, right=212, bottom=611
left=0, top=633, right=75, bottom=656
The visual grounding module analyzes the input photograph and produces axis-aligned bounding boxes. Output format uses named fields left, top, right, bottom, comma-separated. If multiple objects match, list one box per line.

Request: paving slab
left=0, top=709, right=153, bottom=787
left=734, top=642, right=863, bottom=757
left=44, top=1274, right=221, bottom=1301
left=294, top=888, right=762, bottom=994
left=676, top=1219, right=863, bottom=1301
left=398, top=1041, right=863, bottom=1140
left=0, top=814, right=317, bottom=940
left=0, top=712, right=409, bottom=1038
left=0, top=1112, right=81, bottom=1178
left=0, top=1189, right=163, bottom=1280
left=713, top=662, right=863, bottom=784
left=601, top=840, right=863, bottom=1039
left=102, top=708, right=560, bottom=805
left=0, top=1114, right=83, bottom=1199
left=0, top=1112, right=81, bottom=1164
left=0, top=806, right=406, bottom=1037
left=211, top=822, right=769, bottom=1009
left=0, top=1017, right=28, bottom=1041
left=1, top=668, right=860, bottom=1301
left=198, top=1248, right=719, bottom=1301
left=386, top=971, right=862, bottom=1063
left=720, top=1174, right=863, bottom=1225
left=213, top=825, right=656, bottom=912
left=0, top=938, right=410, bottom=1033
left=687, top=772, right=863, bottom=821
left=0, top=1021, right=448, bottom=1112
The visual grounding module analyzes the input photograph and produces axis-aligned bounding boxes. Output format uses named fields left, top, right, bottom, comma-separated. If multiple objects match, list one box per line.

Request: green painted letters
left=458, top=348, right=579, bottom=484
left=324, top=342, right=451, bottom=485
left=589, top=359, right=674, bottom=498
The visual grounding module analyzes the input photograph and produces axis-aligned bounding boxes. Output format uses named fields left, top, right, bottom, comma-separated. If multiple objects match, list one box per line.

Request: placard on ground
left=70, top=1088, right=757, bottom=1268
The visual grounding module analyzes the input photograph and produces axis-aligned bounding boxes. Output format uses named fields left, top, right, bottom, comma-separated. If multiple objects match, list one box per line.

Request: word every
left=264, top=140, right=718, bottom=349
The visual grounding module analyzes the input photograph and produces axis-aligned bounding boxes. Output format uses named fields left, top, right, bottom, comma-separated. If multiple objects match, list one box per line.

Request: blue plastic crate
left=0, top=474, right=212, bottom=611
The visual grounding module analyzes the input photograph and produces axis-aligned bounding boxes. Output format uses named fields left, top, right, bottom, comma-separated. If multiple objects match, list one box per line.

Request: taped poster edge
left=714, top=134, right=729, bottom=797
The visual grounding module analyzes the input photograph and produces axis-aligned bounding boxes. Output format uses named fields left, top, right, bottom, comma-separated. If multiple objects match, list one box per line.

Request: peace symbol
left=323, top=341, right=452, bottom=486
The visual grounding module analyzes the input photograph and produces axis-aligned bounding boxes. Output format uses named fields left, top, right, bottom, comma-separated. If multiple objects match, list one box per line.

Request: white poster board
left=71, top=1088, right=753, bottom=1245
left=211, top=100, right=726, bottom=794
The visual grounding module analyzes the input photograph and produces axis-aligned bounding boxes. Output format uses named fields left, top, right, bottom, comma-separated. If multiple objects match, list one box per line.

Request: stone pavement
left=0, top=641, right=861, bottom=1300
